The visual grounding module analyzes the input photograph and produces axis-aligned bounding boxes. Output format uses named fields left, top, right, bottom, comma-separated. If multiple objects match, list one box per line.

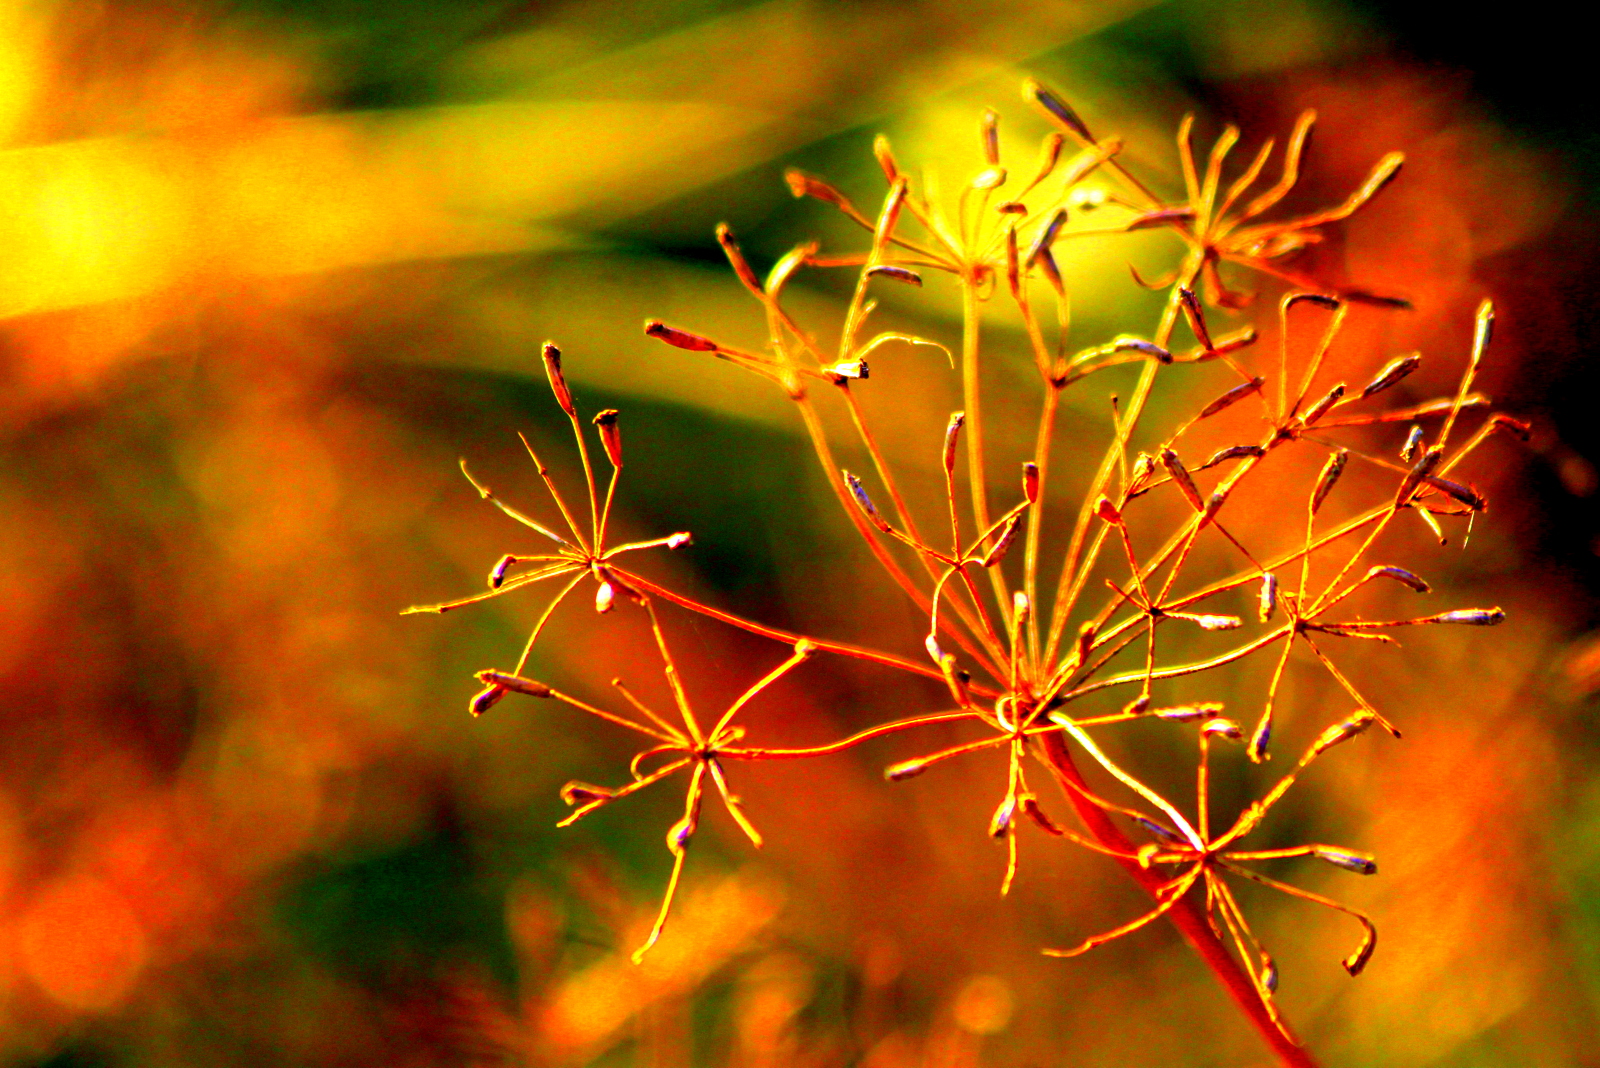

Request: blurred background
left=3, top=0, right=1599, bottom=1064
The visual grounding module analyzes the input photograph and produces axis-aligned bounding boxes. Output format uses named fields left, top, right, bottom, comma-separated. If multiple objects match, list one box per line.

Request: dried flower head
left=420, top=80, right=1523, bottom=1065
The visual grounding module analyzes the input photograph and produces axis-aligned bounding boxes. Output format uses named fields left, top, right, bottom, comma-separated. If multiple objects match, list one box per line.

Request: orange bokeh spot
left=17, top=875, right=148, bottom=1011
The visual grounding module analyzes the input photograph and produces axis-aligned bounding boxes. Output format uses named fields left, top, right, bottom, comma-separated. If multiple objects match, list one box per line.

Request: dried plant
left=411, top=80, right=1524, bottom=1065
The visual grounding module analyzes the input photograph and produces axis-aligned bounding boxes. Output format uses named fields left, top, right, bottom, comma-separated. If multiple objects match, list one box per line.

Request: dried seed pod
left=989, top=795, right=1016, bottom=838
left=1200, top=489, right=1228, bottom=527
left=1202, top=717, right=1243, bottom=739
left=1302, top=383, right=1347, bottom=426
left=980, top=513, right=1023, bottom=567
left=1178, top=286, right=1213, bottom=351
left=826, top=360, right=870, bottom=380
left=1311, top=710, right=1376, bottom=755
left=1123, top=694, right=1151, bottom=715
left=1360, top=353, right=1420, bottom=398
left=1248, top=717, right=1271, bottom=761
left=1312, top=449, right=1348, bottom=514
left=1401, top=425, right=1425, bottom=463
left=873, top=134, right=899, bottom=183
left=1022, top=462, right=1041, bottom=504
left=1395, top=445, right=1443, bottom=503
left=592, top=409, right=622, bottom=468
left=1356, top=150, right=1404, bottom=207
left=1094, top=496, right=1121, bottom=523
left=924, top=633, right=945, bottom=665
left=1026, top=209, right=1067, bottom=268
left=1160, top=448, right=1204, bottom=511
left=594, top=581, right=616, bottom=614
left=1187, top=614, right=1243, bottom=631
left=715, top=223, right=765, bottom=296
left=666, top=531, right=693, bottom=549
left=1020, top=795, right=1065, bottom=835
left=1365, top=565, right=1429, bottom=593
left=1022, top=78, right=1093, bottom=141
left=1035, top=246, right=1065, bottom=295
left=1199, top=377, right=1265, bottom=419
left=1341, top=288, right=1411, bottom=309
left=866, top=264, right=922, bottom=287
left=560, top=781, right=614, bottom=806
left=943, top=412, right=965, bottom=476
left=845, top=471, right=893, bottom=533
left=470, top=683, right=506, bottom=716
left=1423, top=608, right=1505, bottom=626
left=1285, top=292, right=1341, bottom=313
left=1198, top=444, right=1265, bottom=470
left=489, top=554, right=516, bottom=589
left=1004, top=224, right=1021, bottom=299
left=1422, top=475, right=1486, bottom=511
left=1111, top=335, right=1172, bottom=363
left=1474, top=297, right=1495, bottom=355
left=476, top=670, right=555, bottom=698
left=1180, top=326, right=1258, bottom=362
left=785, top=168, right=851, bottom=208
left=1259, top=572, right=1278, bottom=622
left=996, top=201, right=1028, bottom=214
left=885, top=757, right=930, bottom=782
left=1261, top=952, right=1279, bottom=994
left=1156, top=703, right=1223, bottom=722
left=1492, top=413, right=1532, bottom=441
left=1313, top=847, right=1378, bottom=876
left=644, top=319, right=719, bottom=352
left=1130, top=452, right=1156, bottom=486
left=542, top=342, right=576, bottom=417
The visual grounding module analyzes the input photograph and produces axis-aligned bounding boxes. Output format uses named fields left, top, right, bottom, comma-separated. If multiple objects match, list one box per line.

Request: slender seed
left=1313, top=847, right=1378, bottom=875
left=944, top=413, right=965, bottom=477
left=470, top=684, right=506, bottom=716
left=1161, top=449, right=1204, bottom=511
left=476, top=670, right=555, bottom=697
left=845, top=471, right=893, bottom=533
left=1401, top=425, right=1425, bottom=462
left=1302, top=383, right=1346, bottom=426
left=1312, top=449, right=1348, bottom=514
left=593, top=409, right=623, bottom=469
left=1200, top=377, right=1265, bottom=419
left=1361, top=353, right=1420, bottom=398
left=1366, top=565, right=1430, bottom=592
left=1022, top=78, right=1094, bottom=141
left=981, top=108, right=1000, bottom=165
left=542, top=342, right=576, bottom=417
left=645, top=319, right=719, bottom=352
left=1258, top=573, right=1278, bottom=622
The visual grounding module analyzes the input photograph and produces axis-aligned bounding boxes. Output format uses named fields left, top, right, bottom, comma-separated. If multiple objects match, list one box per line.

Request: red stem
left=1037, top=732, right=1320, bottom=1068
left=614, top=567, right=1002, bottom=698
